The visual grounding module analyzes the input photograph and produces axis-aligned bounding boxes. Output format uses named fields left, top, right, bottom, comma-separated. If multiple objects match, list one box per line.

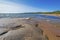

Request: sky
left=0, top=0, right=60, bottom=13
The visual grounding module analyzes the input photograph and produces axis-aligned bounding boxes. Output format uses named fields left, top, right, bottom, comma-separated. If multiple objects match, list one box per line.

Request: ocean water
left=0, top=13, right=60, bottom=23
left=0, top=13, right=60, bottom=19
left=0, top=13, right=38, bottom=18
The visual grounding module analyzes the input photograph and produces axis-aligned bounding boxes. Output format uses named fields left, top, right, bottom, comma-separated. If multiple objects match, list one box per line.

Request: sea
left=0, top=13, right=60, bottom=23
left=0, top=13, right=60, bottom=19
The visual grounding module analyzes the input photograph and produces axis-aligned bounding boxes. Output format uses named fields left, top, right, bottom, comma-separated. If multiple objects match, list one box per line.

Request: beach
left=0, top=18, right=44, bottom=40
left=0, top=18, right=60, bottom=40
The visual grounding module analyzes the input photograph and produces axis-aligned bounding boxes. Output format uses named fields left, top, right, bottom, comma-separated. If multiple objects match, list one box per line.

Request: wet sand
left=38, top=19, right=60, bottom=40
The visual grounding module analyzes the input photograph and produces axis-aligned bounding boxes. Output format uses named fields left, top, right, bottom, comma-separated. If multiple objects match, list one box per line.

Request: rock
left=0, top=28, right=9, bottom=36
left=0, top=18, right=44, bottom=40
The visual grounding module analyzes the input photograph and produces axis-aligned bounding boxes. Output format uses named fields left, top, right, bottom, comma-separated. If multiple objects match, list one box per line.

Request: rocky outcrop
left=0, top=18, right=44, bottom=40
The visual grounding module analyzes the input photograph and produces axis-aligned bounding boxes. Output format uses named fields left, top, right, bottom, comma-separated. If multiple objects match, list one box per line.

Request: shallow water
left=0, top=13, right=60, bottom=27
left=0, top=13, right=60, bottom=19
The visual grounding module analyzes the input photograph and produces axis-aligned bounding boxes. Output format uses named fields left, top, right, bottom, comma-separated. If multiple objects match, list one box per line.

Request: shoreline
left=0, top=18, right=60, bottom=40
left=43, top=14, right=60, bottom=17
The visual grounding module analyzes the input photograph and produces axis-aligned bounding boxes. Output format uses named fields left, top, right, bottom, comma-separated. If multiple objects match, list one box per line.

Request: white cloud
left=0, top=1, right=48, bottom=13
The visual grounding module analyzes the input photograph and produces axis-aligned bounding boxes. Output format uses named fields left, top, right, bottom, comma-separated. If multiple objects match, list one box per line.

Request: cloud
left=0, top=0, right=48, bottom=13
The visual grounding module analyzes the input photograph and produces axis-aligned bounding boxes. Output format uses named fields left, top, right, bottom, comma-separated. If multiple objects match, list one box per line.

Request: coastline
left=0, top=18, right=60, bottom=40
left=43, top=14, right=60, bottom=17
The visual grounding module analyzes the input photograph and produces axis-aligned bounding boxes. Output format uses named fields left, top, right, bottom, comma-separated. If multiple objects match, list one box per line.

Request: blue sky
left=0, top=0, right=60, bottom=13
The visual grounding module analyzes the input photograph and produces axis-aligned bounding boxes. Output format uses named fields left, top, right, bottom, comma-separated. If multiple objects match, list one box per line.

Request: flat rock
left=0, top=18, right=44, bottom=40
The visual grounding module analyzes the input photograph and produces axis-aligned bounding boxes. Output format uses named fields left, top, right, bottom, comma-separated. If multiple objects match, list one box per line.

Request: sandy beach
left=43, top=14, right=60, bottom=17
